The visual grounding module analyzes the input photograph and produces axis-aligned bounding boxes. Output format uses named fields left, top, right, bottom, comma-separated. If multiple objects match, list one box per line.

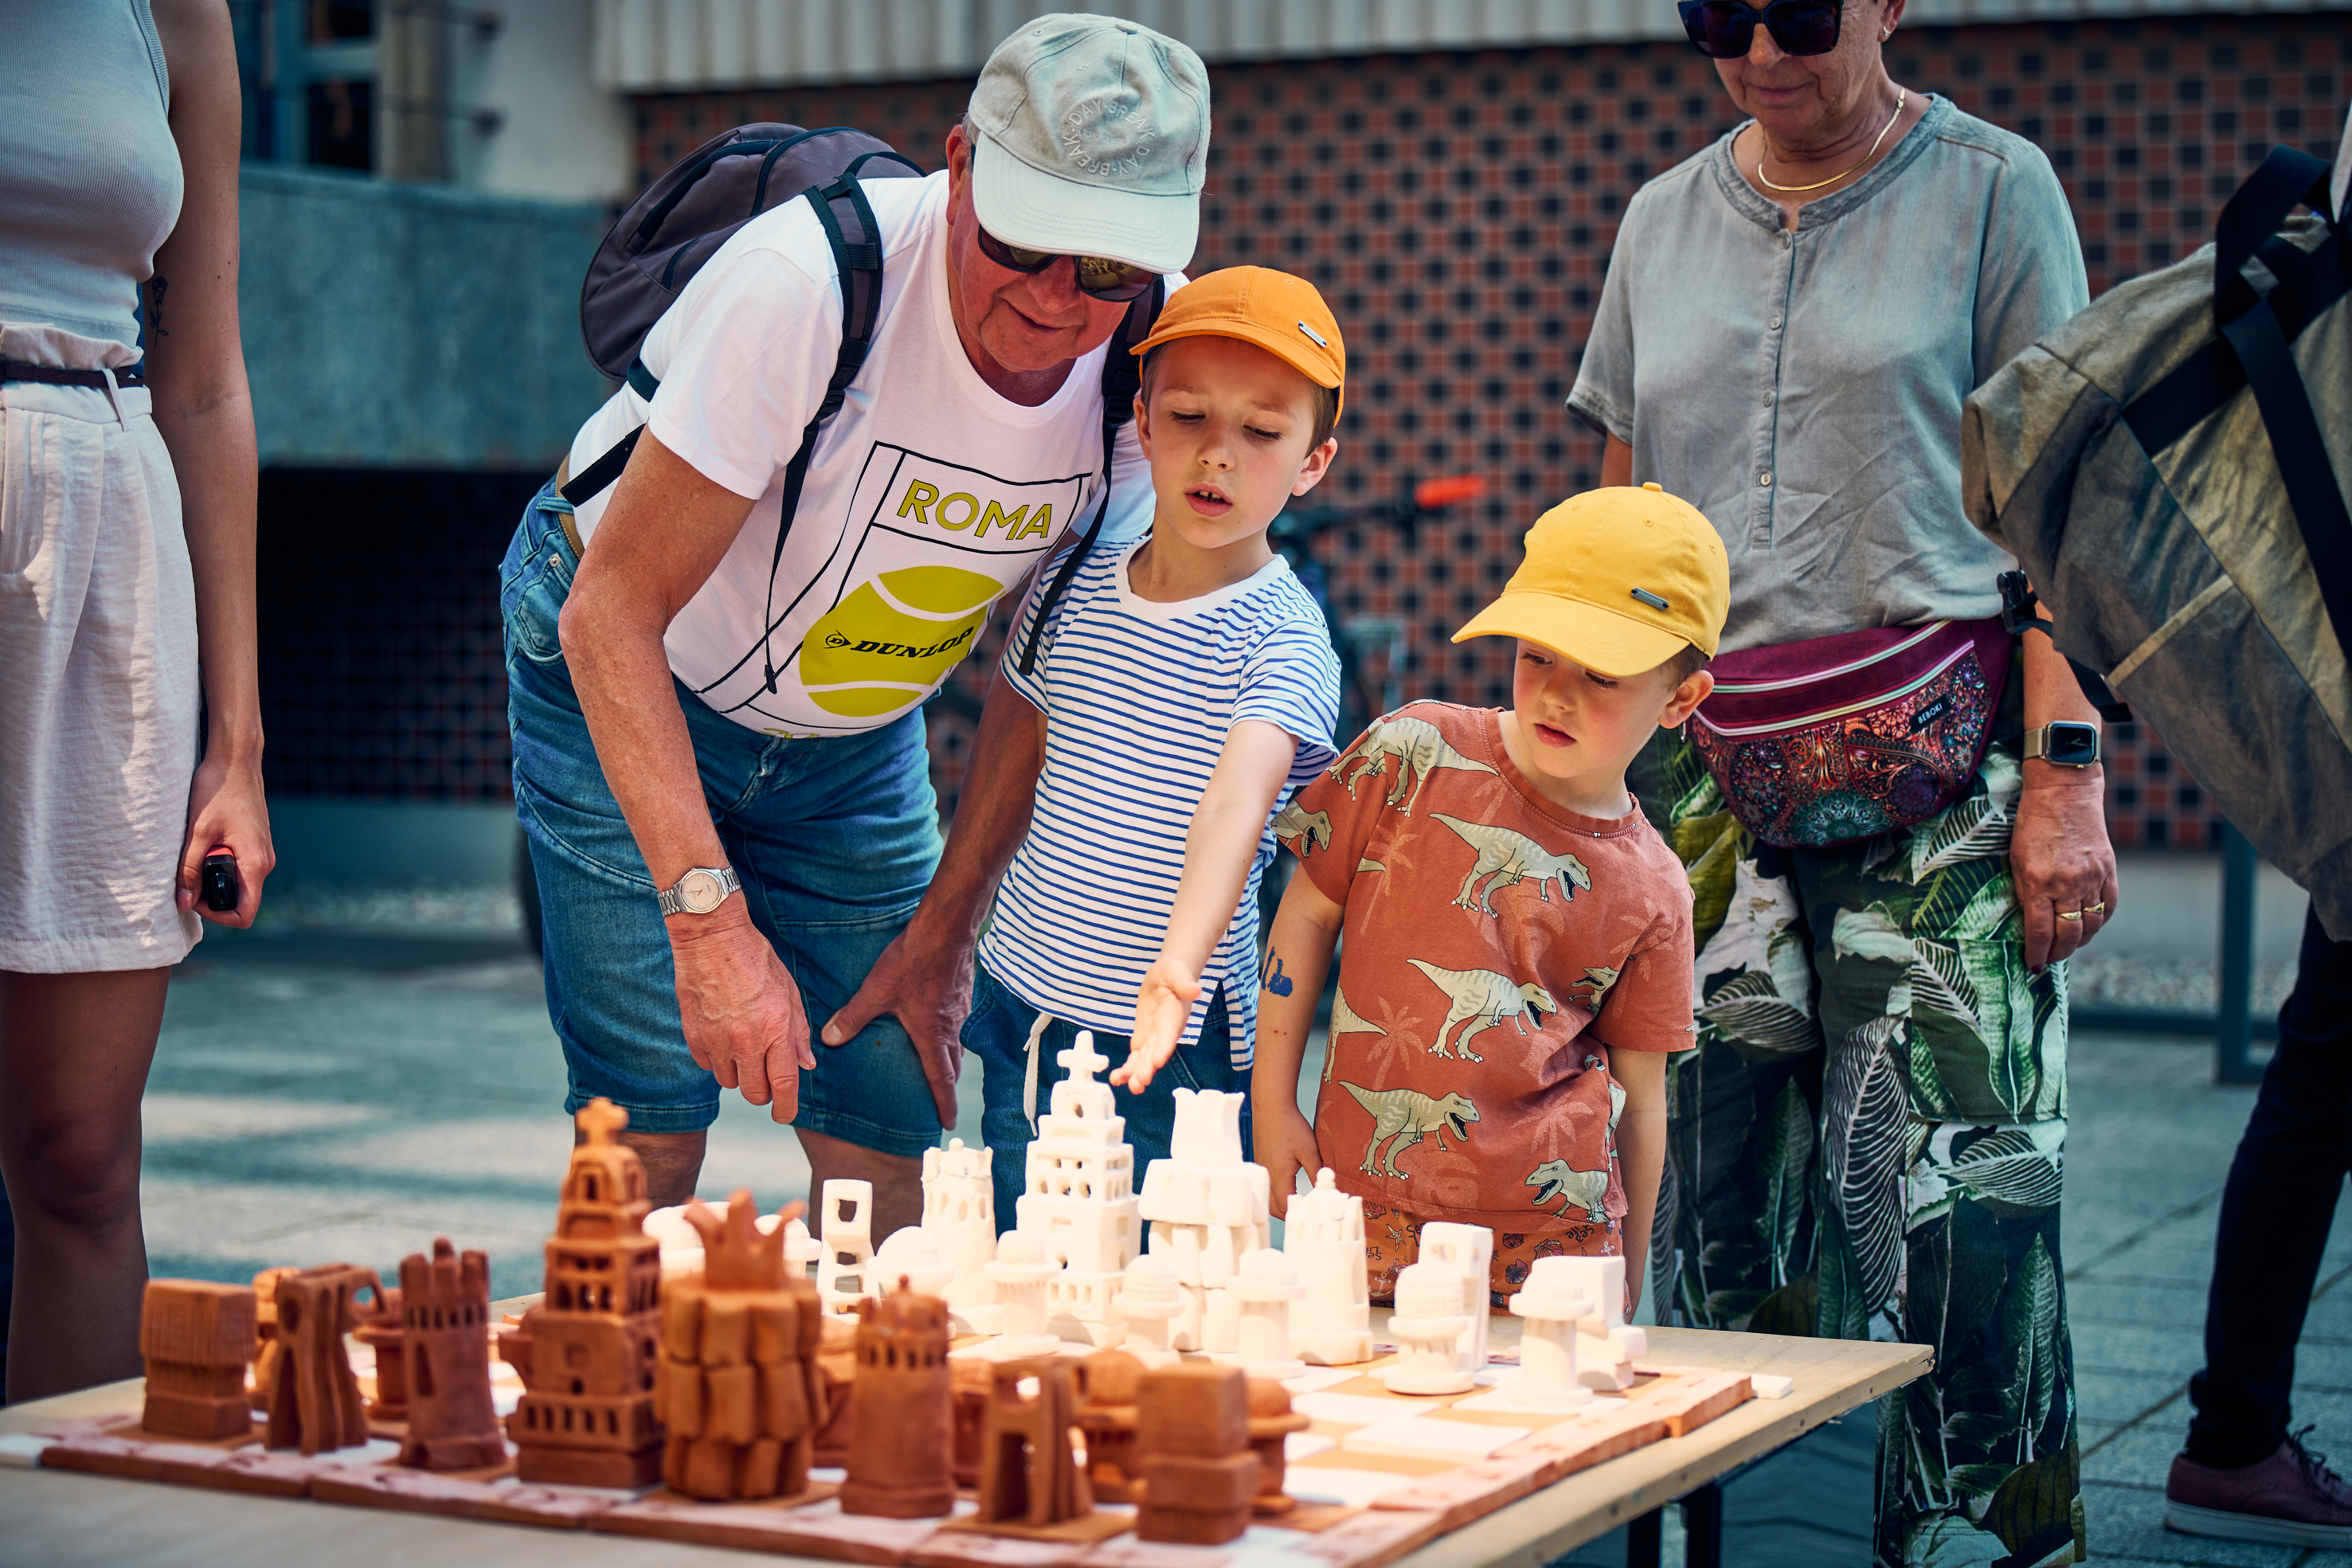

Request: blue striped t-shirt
left=978, top=536, right=1340, bottom=1066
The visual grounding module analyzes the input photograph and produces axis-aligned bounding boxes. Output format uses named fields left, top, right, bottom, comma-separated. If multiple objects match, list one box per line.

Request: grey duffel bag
left=1963, top=144, right=2352, bottom=938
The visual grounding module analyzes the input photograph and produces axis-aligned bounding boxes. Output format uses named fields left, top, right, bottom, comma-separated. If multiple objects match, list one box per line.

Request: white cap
left=967, top=13, right=1209, bottom=273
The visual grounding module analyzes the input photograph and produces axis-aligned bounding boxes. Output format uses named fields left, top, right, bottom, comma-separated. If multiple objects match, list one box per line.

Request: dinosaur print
left=1567, top=965, right=1622, bottom=1012
left=1406, top=959, right=1558, bottom=1063
left=1356, top=857, right=1385, bottom=874
left=1431, top=814, right=1592, bottom=914
left=1330, top=715, right=1498, bottom=815
left=1526, top=1159, right=1611, bottom=1222
left=1340, top=1081, right=1479, bottom=1179
left=1324, top=983, right=1383, bottom=1081
left=1271, top=800, right=1333, bottom=854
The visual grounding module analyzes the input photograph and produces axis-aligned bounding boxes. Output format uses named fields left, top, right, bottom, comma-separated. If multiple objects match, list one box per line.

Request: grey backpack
left=1963, top=146, right=2351, bottom=936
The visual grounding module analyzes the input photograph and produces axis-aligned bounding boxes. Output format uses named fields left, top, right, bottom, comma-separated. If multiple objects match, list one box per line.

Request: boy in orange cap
left=959, top=267, right=1344, bottom=1225
left=1250, top=486, right=1728, bottom=1309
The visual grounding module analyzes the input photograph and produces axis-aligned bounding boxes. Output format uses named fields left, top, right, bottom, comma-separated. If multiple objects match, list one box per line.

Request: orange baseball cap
left=1129, top=266, right=1345, bottom=420
left=1454, top=483, right=1730, bottom=676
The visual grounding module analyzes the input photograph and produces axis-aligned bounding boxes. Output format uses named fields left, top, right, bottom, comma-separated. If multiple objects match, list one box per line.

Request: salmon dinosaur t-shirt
left=1278, top=701, right=1696, bottom=1240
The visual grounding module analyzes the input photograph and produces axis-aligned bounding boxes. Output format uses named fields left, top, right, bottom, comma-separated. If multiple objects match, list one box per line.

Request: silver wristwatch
left=2023, top=721, right=2102, bottom=768
left=658, top=864, right=741, bottom=917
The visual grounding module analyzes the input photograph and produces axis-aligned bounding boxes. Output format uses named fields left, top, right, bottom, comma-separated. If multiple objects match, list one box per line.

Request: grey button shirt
left=1570, top=96, right=2088, bottom=655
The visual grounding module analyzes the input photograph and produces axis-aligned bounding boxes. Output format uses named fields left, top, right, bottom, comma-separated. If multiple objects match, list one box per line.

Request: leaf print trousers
left=1634, top=718, right=2083, bottom=1568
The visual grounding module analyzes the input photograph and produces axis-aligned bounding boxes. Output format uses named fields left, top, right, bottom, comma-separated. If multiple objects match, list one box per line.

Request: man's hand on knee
left=821, top=916, right=974, bottom=1130
left=667, top=906, right=813, bottom=1120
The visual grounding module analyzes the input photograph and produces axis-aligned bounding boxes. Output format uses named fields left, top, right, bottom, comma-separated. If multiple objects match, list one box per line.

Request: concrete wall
left=456, top=0, right=638, bottom=204
left=239, top=164, right=615, bottom=470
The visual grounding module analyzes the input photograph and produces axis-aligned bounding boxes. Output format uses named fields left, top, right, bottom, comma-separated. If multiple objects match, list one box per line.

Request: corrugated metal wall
left=593, top=0, right=2343, bottom=90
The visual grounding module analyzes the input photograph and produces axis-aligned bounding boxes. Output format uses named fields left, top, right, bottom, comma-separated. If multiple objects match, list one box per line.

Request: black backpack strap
left=1016, top=276, right=1166, bottom=678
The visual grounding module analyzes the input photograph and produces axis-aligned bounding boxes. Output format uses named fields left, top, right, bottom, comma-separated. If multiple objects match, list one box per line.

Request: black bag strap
left=1998, top=571, right=2133, bottom=723
left=1016, top=276, right=1167, bottom=678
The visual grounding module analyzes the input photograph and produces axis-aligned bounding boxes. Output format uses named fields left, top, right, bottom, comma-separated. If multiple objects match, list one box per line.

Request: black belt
left=0, top=358, right=146, bottom=388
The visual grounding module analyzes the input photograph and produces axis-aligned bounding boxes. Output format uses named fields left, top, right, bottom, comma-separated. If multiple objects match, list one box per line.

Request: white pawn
left=1555, top=1257, right=1647, bottom=1390
left=1232, top=1249, right=1306, bottom=1380
left=984, top=1231, right=1063, bottom=1357
left=1112, top=1254, right=1184, bottom=1369
left=1501, top=1258, right=1596, bottom=1412
left=782, top=1214, right=821, bottom=1281
left=875, top=1226, right=956, bottom=1297
left=1383, top=1261, right=1474, bottom=1395
left=816, top=1179, right=879, bottom=1312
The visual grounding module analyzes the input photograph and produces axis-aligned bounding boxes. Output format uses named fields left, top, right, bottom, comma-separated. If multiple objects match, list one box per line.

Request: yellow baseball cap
left=1129, top=266, right=1345, bottom=420
left=1454, top=483, right=1730, bottom=676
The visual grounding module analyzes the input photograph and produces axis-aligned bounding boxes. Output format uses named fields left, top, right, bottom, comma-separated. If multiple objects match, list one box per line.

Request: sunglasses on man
left=1678, top=0, right=1845, bottom=59
left=969, top=139, right=1160, bottom=302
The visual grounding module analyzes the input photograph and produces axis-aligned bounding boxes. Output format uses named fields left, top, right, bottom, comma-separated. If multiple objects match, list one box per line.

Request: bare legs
left=0, top=968, right=171, bottom=1402
left=590, top=1125, right=922, bottom=1235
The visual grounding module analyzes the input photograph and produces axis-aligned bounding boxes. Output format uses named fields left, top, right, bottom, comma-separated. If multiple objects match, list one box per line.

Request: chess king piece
left=1245, top=1377, right=1311, bottom=1516
left=266, top=1263, right=384, bottom=1454
left=139, top=1280, right=258, bottom=1440
left=1135, top=1089, right=1270, bottom=1352
left=1012, top=1034, right=1141, bottom=1346
left=816, top=1179, right=879, bottom=1314
left=655, top=1191, right=823, bottom=1501
left=503, top=1098, right=664, bottom=1487
left=1553, top=1256, right=1647, bottom=1389
left=1416, top=1222, right=1495, bottom=1373
left=1110, top=1254, right=1184, bottom=1368
left=1072, top=1347, right=1147, bottom=1502
left=1282, top=1168, right=1372, bottom=1365
left=921, top=1139, right=1001, bottom=1333
left=974, top=1358, right=1094, bottom=1530
left=984, top=1231, right=1063, bottom=1357
left=1501, top=1257, right=1597, bottom=1413
left=840, top=1280, right=956, bottom=1518
left=396, top=1239, right=504, bottom=1468
left=1133, top=1362, right=1257, bottom=1545
left=1383, top=1260, right=1475, bottom=1396
left=1231, top=1249, right=1306, bottom=1380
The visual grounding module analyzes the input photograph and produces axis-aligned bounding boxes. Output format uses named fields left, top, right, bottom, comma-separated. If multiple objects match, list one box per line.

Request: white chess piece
left=875, top=1226, right=956, bottom=1297
left=984, top=1231, right=1063, bottom=1357
left=816, top=1179, right=879, bottom=1313
left=922, top=1140, right=1002, bottom=1333
left=1112, top=1253, right=1184, bottom=1368
left=782, top=1214, right=821, bottom=1281
left=1383, top=1260, right=1474, bottom=1395
left=1284, top=1168, right=1373, bottom=1365
left=1416, top=1222, right=1494, bottom=1374
left=1552, top=1256, right=1648, bottom=1389
left=1137, top=1089, right=1270, bottom=1355
left=1015, top=1034, right=1141, bottom=1346
left=1501, top=1257, right=1597, bottom=1412
left=1232, top=1248, right=1307, bottom=1379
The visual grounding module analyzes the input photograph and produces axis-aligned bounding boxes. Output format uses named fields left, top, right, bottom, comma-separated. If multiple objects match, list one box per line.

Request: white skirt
left=0, top=327, right=202, bottom=972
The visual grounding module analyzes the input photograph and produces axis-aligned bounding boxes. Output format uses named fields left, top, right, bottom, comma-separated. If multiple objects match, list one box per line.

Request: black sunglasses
left=969, top=141, right=1158, bottom=302
left=1678, top=0, right=1845, bottom=58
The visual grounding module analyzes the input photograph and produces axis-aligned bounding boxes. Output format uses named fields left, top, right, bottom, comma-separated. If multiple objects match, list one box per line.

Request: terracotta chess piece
left=246, top=1265, right=298, bottom=1413
left=503, top=1097, right=665, bottom=1487
left=974, top=1358, right=1093, bottom=1529
left=1382, top=1259, right=1475, bottom=1396
left=949, top=1353, right=996, bottom=1488
left=839, top=1279, right=955, bottom=1518
left=1072, top=1347, right=1146, bottom=1502
left=1283, top=1167, right=1373, bottom=1365
left=397, top=1238, right=505, bottom=1470
left=139, top=1280, right=258, bottom=1440
left=352, top=1286, right=407, bottom=1421
left=1245, top=1376, right=1311, bottom=1516
left=809, top=1311, right=859, bottom=1468
left=266, top=1263, right=383, bottom=1455
left=652, top=1190, right=823, bottom=1500
left=1133, top=1361, right=1257, bottom=1545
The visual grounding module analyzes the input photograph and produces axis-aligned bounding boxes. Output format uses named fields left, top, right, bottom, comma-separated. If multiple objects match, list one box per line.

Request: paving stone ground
left=119, top=919, right=2352, bottom=1566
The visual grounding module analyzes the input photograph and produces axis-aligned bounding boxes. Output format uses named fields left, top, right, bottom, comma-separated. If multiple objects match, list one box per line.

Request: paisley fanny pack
left=1687, top=618, right=2013, bottom=848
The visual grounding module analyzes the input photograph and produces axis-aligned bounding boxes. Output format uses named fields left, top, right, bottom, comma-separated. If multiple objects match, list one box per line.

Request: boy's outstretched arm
left=1252, top=872, right=1343, bottom=1218
left=1605, top=1045, right=1670, bottom=1320
left=1113, top=718, right=1300, bottom=1092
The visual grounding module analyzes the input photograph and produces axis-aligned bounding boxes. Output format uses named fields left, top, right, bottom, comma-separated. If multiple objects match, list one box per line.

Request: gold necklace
left=1755, top=90, right=1906, bottom=194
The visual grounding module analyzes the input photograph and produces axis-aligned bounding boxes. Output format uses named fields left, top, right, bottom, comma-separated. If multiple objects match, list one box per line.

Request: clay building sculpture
left=1071, top=1347, right=1146, bottom=1502
left=1556, top=1256, right=1649, bottom=1389
left=1383, top=1259, right=1475, bottom=1396
left=1135, top=1089, right=1272, bottom=1352
left=1282, top=1167, right=1372, bottom=1365
left=353, top=1286, right=408, bottom=1421
left=1009, top=1034, right=1141, bottom=1345
left=397, top=1238, right=506, bottom=1470
left=921, top=1139, right=1001, bottom=1333
left=984, top=1232, right=1063, bottom=1357
left=246, top=1265, right=298, bottom=1413
left=652, top=1189, right=823, bottom=1501
left=266, top=1263, right=385, bottom=1455
left=816, top=1179, right=878, bottom=1314
left=1109, top=1254, right=1184, bottom=1367
left=974, top=1358, right=1094, bottom=1531
left=1133, top=1362, right=1257, bottom=1545
left=503, top=1098, right=664, bottom=1487
left=1417, top=1222, right=1496, bottom=1371
left=1500, top=1257, right=1598, bottom=1413
left=1245, top=1376, right=1312, bottom=1517
left=839, top=1280, right=955, bottom=1518
left=139, top=1280, right=258, bottom=1440
left=1231, top=1248, right=1306, bottom=1379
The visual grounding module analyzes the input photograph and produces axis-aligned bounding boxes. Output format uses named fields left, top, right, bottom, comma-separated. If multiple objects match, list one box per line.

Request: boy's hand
left=1254, top=1105, right=1324, bottom=1220
left=1114, top=957, right=1203, bottom=1091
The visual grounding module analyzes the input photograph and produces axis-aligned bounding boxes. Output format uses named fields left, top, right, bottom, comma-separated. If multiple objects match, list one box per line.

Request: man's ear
left=1658, top=668, right=1713, bottom=728
left=1290, top=436, right=1339, bottom=497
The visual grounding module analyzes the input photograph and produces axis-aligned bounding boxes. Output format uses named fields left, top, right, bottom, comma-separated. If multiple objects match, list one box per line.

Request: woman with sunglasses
left=1571, top=2, right=2107, bottom=1563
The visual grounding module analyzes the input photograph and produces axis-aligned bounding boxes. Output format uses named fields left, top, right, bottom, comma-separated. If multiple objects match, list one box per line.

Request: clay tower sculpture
left=1135, top=1089, right=1270, bottom=1352
left=397, top=1238, right=505, bottom=1469
left=974, top=1358, right=1094, bottom=1530
left=139, top=1280, right=258, bottom=1440
left=1133, top=1362, right=1257, bottom=1545
left=1010, top=1034, right=1141, bottom=1344
left=839, top=1279, right=955, bottom=1518
left=503, top=1097, right=664, bottom=1486
left=654, top=1190, right=824, bottom=1500
left=265, top=1263, right=383, bottom=1455
left=920, top=1139, right=1001, bottom=1333
left=1282, top=1167, right=1372, bottom=1365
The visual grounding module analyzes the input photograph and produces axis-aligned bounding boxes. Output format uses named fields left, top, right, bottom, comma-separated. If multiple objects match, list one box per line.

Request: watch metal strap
left=2024, top=725, right=2100, bottom=765
left=657, top=866, right=740, bottom=916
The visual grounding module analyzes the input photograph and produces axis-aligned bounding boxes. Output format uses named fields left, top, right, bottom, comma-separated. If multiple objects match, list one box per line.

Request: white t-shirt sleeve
left=1234, top=615, right=1343, bottom=784
left=644, top=221, right=845, bottom=502
left=999, top=538, right=1086, bottom=714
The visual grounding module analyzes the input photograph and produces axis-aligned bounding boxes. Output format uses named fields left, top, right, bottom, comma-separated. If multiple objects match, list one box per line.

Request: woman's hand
left=1254, top=1104, right=1325, bottom=1220
left=1115, top=956, right=1203, bottom=1092
left=2011, top=764, right=2119, bottom=969
left=177, top=752, right=272, bottom=927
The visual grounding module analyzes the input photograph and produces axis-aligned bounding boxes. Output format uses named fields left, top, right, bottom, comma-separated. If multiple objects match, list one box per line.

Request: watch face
left=2045, top=724, right=2100, bottom=765
left=679, top=870, right=723, bottom=913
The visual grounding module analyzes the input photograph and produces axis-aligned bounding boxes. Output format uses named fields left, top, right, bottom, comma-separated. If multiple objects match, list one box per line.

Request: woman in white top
left=0, top=2, right=272, bottom=1400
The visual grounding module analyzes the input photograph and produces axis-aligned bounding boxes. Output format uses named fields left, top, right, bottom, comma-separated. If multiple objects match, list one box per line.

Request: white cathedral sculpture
left=1136, top=1088, right=1270, bottom=1353
left=1282, top=1167, right=1372, bottom=1364
left=922, top=1138, right=1002, bottom=1334
left=1010, top=1034, right=1141, bottom=1347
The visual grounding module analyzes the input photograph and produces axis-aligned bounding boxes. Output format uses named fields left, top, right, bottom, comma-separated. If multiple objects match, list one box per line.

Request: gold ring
left=2087, top=901, right=2107, bottom=915
left=2057, top=909, right=2084, bottom=922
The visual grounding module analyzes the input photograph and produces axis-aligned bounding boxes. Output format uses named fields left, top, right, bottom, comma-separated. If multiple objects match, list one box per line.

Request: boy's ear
left=1133, top=389, right=1152, bottom=455
left=1657, top=668, right=1713, bottom=729
left=1290, top=435, right=1339, bottom=498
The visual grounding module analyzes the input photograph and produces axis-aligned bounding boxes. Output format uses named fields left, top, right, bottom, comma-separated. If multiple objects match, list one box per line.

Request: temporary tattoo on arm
left=1262, top=950, right=1295, bottom=998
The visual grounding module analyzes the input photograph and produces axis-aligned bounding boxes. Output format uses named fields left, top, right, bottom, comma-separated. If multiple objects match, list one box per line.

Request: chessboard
left=8, top=1327, right=1755, bottom=1568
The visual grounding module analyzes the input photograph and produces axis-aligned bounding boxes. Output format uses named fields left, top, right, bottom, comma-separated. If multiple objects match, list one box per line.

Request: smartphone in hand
left=200, top=850, right=240, bottom=913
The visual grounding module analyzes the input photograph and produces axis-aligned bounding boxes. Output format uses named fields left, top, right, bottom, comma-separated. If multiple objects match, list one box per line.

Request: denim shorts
left=499, top=483, right=945, bottom=1152
left=961, top=961, right=1249, bottom=1234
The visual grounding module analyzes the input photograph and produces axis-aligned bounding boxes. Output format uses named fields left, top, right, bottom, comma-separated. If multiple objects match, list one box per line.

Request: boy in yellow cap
left=959, top=267, right=1344, bottom=1226
left=1250, top=484, right=1728, bottom=1309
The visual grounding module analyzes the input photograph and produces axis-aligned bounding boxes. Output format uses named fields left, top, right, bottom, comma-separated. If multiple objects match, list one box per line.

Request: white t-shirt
left=978, top=538, right=1341, bottom=1066
left=567, top=170, right=1170, bottom=737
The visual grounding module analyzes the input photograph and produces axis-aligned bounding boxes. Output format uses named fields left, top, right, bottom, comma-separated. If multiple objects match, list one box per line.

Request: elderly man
left=497, top=14, right=1207, bottom=1234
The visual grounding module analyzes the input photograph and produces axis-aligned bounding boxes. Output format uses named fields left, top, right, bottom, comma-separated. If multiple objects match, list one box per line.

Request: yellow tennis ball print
left=800, top=565, right=1003, bottom=717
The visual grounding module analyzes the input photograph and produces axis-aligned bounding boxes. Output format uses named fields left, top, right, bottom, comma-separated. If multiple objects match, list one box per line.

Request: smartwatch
left=658, top=864, right=741, bottom=917
left=2023, top=721, right=2101, bottom=768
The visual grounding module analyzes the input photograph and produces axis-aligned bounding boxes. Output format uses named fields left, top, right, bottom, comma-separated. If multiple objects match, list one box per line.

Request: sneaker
left=2166, top=1429, right=2352, bottom=1549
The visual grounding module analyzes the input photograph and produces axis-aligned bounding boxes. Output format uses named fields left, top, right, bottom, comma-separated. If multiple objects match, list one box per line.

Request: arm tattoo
left=1262, top=949, right=1296, bottom=998
left=149, top=275, right=170, bottom=337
